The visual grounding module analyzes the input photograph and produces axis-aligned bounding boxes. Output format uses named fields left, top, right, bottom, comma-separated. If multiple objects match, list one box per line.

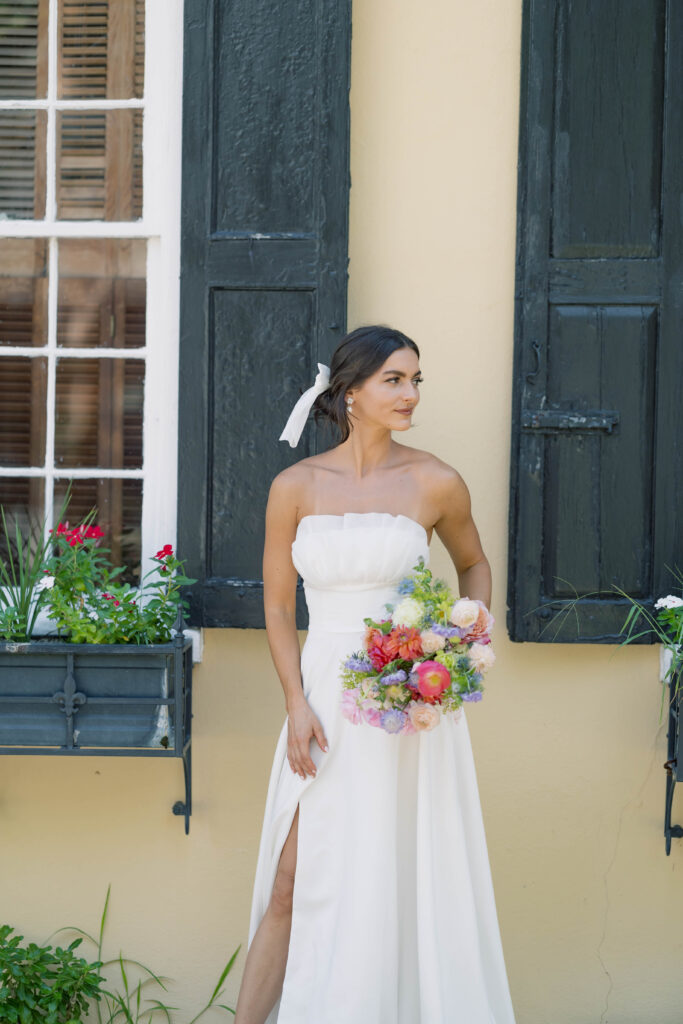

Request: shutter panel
left=177, top=0, right=351, bottom=628
left=508, top=0, right=683, bottom=642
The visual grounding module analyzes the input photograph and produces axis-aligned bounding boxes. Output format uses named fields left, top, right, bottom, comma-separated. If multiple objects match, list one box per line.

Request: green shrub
left=0, top=925, right=104, bottom=1023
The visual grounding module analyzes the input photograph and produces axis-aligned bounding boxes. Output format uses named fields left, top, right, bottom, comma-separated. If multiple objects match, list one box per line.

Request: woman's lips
left=396, top=408, right=413, bottom=416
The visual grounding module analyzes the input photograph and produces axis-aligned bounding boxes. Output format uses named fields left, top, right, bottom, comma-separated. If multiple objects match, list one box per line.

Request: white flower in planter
left=35, top=575, right=55, bottom=592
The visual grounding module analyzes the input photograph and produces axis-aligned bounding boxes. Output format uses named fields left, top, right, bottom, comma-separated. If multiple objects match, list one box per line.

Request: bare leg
left=234, top=804, right=300, bottom=1024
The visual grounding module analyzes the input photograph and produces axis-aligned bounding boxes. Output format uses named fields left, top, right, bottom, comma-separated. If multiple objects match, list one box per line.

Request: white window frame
left=0, top=0, right=188, bottom=638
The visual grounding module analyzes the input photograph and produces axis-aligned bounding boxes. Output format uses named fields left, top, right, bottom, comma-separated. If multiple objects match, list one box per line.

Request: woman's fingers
left=312, top=720, right=329, bottom=754
left=287, top=707, right=329, bottom=778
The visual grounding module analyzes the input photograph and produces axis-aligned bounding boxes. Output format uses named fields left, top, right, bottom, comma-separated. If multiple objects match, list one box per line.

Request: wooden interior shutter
left=177, top=0, right=351, bottom=628
left=508, top=0, right=683, bottom=642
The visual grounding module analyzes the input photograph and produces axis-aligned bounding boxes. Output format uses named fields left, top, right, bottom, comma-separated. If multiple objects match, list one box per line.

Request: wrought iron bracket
left=664, top=665, right=683, bottom=854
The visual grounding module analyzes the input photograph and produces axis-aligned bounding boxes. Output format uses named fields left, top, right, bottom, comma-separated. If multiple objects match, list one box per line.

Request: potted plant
left=0, top=504, right=197, bottom=833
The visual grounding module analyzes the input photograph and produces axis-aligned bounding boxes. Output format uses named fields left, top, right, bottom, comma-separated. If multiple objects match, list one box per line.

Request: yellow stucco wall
left=1, top=2, right=678, bottom=1022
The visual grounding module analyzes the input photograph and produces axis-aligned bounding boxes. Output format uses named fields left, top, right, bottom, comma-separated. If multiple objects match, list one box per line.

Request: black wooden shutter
left=508, top=0, right=683, bottom=642
left=177, top=0, right=351, bottom=628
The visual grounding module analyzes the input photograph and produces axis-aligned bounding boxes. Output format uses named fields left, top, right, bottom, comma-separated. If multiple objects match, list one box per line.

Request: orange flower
left=385, top=626, right=423, bottom=661
left=364, top=624, right=384, bottom=650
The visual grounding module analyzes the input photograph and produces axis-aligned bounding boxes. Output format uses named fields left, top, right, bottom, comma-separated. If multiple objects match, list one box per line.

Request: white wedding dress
left=248, top=512, right=516, bottom=1024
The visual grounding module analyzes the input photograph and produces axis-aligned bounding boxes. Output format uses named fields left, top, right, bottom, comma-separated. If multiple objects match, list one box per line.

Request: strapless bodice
left=291, top=512, right=430, bottom=632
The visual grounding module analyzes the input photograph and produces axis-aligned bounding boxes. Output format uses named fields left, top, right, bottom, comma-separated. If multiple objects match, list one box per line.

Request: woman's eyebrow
left=381, top=368, right=422, bottom=376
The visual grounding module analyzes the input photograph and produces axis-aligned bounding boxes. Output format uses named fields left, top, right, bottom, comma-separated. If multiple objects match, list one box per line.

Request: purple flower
left=429, top=622, right=461, bottom=639
left=345, top=655, right=373, bottom=672
left=381, top=669, right=407, bottom=684
left=462, top=691, right=483, bottom=702
left=380, top=709, right=407, bottom=733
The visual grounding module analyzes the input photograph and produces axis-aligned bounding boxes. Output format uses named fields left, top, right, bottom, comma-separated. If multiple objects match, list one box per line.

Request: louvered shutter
left=177, top=0, right=352, bottom=628
left=508, top=0, right=683, bottom=642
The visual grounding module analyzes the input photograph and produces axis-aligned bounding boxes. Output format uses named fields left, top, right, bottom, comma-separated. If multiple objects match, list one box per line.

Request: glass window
left=0, top=0, right=152, bottom=586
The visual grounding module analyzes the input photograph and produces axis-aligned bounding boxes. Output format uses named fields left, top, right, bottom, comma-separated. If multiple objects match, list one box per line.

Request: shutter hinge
left=521, top=409, right=620, bottom=434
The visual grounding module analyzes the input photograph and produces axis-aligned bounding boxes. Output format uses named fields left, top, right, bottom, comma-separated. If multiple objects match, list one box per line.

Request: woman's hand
left=287, top=694, right=329, bottom=779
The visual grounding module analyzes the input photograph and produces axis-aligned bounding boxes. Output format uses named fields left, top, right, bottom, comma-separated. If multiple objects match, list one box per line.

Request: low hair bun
left=312, top=325, right=419, bottom=445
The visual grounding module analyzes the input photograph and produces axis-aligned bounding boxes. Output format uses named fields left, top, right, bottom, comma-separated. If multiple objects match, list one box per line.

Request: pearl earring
left=346, top=397, right=353, bottom=406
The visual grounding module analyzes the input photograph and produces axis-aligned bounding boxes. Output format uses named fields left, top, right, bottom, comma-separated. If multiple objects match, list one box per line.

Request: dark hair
left=312, top=325, right=420, bottom=444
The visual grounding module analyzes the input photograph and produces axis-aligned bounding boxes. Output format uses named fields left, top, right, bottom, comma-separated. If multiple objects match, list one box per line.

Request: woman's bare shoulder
left=396, top=443, right=467, bottom=488
left=268, top=457, right=322, bottom=517
left=395, top=445, right=471, bottom=519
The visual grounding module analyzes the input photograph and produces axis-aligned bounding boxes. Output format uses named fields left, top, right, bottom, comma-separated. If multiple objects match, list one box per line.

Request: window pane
left=54, top=476, right=142, bottom=583
left=58, top=239, right=145, bottom=348
left=58, top=0, right=144, bottom=100
left=0, top=239, right=48, bottom=347
left=0, top=0, right=48, bottom=99
left=0, top=109, right=47, bottom=219
left=57, top=109, right=142, bottom=220
left=0, top=475, right=45, bottom=565
left=55, top=356, right=144, bottom=469
left=0, top=355, right=46, bottom=466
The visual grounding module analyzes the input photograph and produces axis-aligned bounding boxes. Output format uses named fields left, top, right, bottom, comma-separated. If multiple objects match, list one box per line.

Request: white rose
left=420, top=629, right=446, bottom=654
left=391, top=597, right=422, bottom=628
left=450, top=598, right=479, bottom=628
left=468, top=642, right=496, bottom=673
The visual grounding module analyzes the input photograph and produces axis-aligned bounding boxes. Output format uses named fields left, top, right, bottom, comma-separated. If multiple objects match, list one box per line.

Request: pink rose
left=363, top=707, right=383, bottom=727
left=408, top=701, right=441, bottom=731
left=420, top=629, right=446, bottom=654
left=341, top=689, right=363, bottom=724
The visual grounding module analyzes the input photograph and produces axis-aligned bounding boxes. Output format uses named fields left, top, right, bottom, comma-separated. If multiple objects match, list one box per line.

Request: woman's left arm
left=433, top=467, right=492, bottom=610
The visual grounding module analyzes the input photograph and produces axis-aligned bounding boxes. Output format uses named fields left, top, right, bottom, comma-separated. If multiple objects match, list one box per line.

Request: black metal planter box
left=0, top=634, right=193, bottom=833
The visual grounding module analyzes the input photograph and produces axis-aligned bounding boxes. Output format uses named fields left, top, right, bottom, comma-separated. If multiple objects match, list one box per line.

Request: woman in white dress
left=234, top=326, right=517, bottom=1024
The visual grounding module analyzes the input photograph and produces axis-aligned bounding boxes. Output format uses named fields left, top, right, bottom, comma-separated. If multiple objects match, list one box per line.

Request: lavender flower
left=428, top=622, right=462, bottom=639
left=380, top=708, right=407, bottom=733
left=381, top=669, right=408, bottom=684
left=462, top=691, right=483, bottom=702
left=345, top=655, right=373, bottom=672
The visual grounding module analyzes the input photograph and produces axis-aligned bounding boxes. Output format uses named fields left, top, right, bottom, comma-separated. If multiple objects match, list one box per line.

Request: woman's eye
left=388, top=376, right=423, bottom=384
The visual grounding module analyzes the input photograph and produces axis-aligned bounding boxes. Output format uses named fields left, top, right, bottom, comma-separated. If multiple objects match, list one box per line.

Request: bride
left=234, top=325, right=517, bottom=1024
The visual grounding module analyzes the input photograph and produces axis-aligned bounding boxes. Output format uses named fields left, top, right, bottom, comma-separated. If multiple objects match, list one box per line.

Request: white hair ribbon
left=278, top=362, right=331, bottom=447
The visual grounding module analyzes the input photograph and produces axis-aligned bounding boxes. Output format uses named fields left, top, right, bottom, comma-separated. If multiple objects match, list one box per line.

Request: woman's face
left=347, top=347, right=423, bottom=433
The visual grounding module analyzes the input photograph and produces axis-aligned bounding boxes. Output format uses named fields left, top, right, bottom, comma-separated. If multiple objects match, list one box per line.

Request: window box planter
left=0, top=632, right=193, bottom=833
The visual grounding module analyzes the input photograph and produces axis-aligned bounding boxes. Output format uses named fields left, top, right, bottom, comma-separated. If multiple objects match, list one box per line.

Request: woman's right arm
left=262, top=470, right=328, bottom=780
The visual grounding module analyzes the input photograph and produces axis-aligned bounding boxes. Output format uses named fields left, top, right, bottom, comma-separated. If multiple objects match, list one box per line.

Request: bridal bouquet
left=339, top=556, right=495, bottom=735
